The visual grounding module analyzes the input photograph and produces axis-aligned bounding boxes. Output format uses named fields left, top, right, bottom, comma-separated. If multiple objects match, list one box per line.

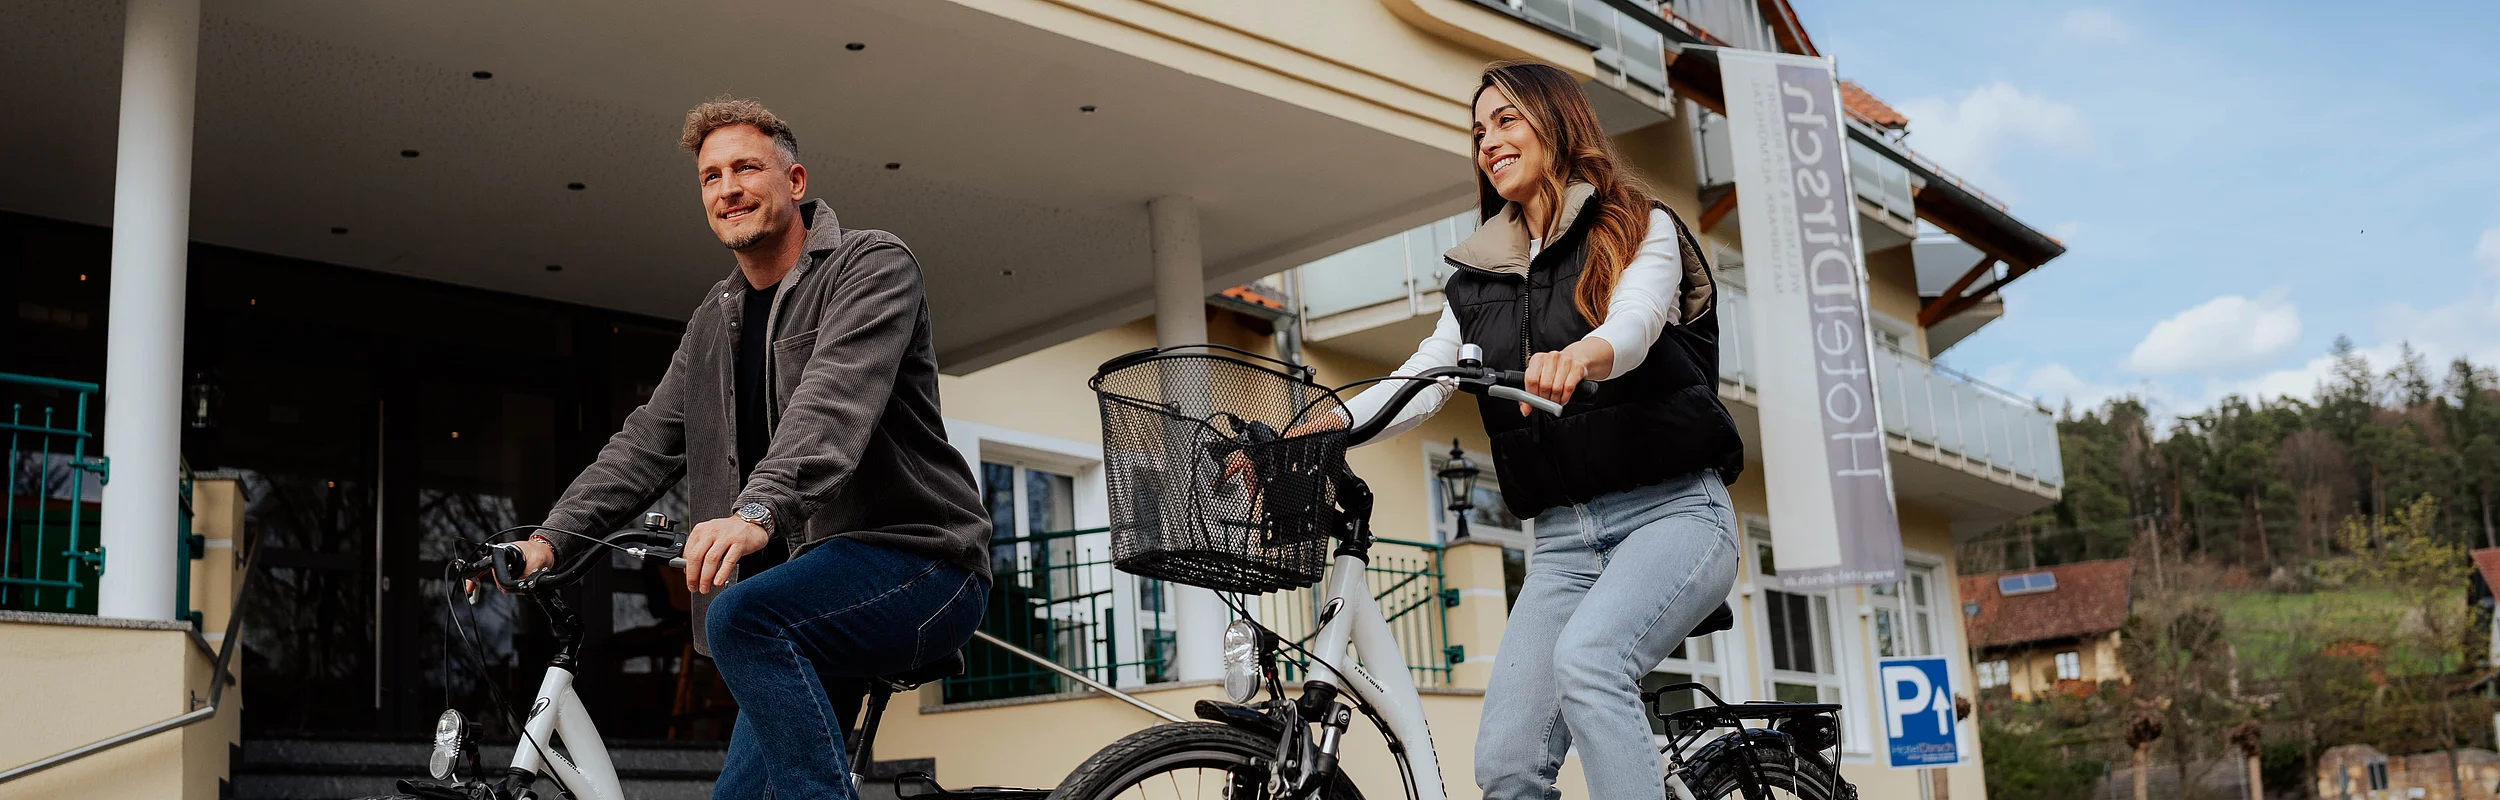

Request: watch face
left=739, top=502, right=769, bottom=521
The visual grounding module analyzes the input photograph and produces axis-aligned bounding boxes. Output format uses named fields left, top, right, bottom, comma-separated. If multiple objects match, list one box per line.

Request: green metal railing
left=948, top=530, right=1458, bottom=702
left=1260, top=537, right=1455, bottom=688
left=2, top=373, right=110, bottom=615
left=949, top=528, right=1175, bottom=703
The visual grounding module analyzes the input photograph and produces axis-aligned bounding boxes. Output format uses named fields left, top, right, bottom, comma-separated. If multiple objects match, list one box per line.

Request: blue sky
left=1785, top=0, right=2500, bottom=419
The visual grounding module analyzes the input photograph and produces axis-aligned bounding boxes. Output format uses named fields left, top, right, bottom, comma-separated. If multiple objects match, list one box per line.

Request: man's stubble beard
left=720, top=227, right=770, bottom=251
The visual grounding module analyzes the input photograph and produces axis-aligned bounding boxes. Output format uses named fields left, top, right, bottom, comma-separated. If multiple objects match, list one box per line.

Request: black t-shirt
left=735, top=279, right=787, bottom=573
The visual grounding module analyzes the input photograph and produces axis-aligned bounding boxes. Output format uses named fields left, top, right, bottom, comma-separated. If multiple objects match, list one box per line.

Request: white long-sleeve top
left=1337, top=206, right=1685, bottom=444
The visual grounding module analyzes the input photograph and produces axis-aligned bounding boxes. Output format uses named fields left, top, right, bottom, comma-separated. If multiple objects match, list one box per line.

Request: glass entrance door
left=381, top=365, right=568, bottom=736
left=216, top=346, right=386, bottom=735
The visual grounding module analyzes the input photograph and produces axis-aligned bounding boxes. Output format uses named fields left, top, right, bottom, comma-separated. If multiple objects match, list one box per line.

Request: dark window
left=1766, top=590, right=1816, bottom=673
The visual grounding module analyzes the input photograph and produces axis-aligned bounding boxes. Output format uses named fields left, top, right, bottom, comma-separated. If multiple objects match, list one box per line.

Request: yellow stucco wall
left=0, top=623, right=195, bottom=800
left=0, top=479, right=245, bottom=800
left=1996, top=632, right=2127, bottom=701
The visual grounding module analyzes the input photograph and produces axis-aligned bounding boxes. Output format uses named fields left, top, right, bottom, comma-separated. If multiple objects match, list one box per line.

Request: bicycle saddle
left=878, top=651, right=967, bottom=689
left=1690, top=601, right=1734, bottom=638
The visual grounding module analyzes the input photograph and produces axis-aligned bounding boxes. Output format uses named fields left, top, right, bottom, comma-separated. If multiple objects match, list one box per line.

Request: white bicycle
left=1057, top=344, right=1852, bottom=800
left=357, top=513, right=1019, bottom=800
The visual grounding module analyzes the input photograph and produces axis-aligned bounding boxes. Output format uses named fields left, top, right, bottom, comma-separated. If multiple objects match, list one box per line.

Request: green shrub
left=1981, top=721, right=2105, bottom=800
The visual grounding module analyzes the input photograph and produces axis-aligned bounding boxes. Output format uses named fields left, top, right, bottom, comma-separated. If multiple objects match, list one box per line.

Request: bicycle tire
left=1049, top=721, right=1364, bottom=800
left=1680, top=736, right=1855, bottom=800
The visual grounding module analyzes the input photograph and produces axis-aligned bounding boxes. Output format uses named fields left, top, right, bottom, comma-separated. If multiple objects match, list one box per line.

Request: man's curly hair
left=680, top=95, right=800, bottom=164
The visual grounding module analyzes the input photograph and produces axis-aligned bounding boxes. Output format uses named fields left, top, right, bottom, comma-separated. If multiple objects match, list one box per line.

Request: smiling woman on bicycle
left=1323, top=61, right=1746, bottom=800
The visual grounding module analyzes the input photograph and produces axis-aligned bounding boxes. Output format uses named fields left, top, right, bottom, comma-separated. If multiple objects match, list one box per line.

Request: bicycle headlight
left=1221, top=619, right=1261, bottom=703
left=427, top=709, right=468, bottom=781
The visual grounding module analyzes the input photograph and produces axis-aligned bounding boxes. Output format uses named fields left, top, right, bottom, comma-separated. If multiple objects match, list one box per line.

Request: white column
left=98, top=0, right=201, bottom=621
left=1151, top=196, right=1208, bottom=346
left=1149, top=195, right=1227, bottom=682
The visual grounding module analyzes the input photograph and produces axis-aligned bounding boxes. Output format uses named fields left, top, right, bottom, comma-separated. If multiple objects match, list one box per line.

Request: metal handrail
left=966, top=629, right=1184, bottom=723
left=0, top=525, right=259, bottom=785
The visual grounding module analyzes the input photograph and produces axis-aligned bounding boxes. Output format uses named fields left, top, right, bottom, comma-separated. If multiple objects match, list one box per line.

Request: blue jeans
left=706, top=538, right=988, bottom=799
left=1475, top=471, right=1739, bottom=800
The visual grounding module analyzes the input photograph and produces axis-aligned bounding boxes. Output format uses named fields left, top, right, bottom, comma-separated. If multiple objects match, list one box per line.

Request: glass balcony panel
left=1522, top=0, right=1573, bottom=31
left=1299, top=235, right=1411, bottom=318
left=1875, top=348, right=1911, bottom=438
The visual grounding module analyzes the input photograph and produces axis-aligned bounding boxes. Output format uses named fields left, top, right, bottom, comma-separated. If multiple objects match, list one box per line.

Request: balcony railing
left=947, top=529, right=1459, bottom=701
left=1259, top=538, right=1455, bottom=688
left=948, top=527, right=1171, bottom=703
left=2, top=373, right=108, bottom=615
left=1514, top=0, right=1669, bottom=93
left=1298, top=212, right=1472, bottom=320
left=1717, top=286, right=2062, bottom=488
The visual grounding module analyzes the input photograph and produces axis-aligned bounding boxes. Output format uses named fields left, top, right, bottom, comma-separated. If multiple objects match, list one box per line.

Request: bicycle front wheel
left=1049, top=722, right=1365, bottom=800
left=1679, top=738, right=1854, bottom=800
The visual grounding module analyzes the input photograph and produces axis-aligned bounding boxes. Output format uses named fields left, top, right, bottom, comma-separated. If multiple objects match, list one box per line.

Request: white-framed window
left=2055, top=651, right=2082, bottom=681
left=946, top=420, right=1171, bottom=689
left=1872, top=563, right=1940, bottom=658
left=1749, top=524, right=1844, bottom=707
left=1976, top=660, right=2010, bottom=689
left=1645, top=627, right=1729, bottom=734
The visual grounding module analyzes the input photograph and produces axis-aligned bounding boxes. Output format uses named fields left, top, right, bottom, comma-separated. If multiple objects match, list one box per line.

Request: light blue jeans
left=1475, top=470, right=1740, bottom=800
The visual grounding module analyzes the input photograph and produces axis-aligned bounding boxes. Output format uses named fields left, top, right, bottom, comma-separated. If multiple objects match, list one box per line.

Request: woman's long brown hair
left=1474, top=61, right=1654, bottom=327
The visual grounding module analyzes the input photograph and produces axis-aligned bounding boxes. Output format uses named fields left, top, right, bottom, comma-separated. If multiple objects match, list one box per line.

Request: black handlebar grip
left=1496, top=370, right=1599, bottom=403
left=491, top=543, right=528, bottom=587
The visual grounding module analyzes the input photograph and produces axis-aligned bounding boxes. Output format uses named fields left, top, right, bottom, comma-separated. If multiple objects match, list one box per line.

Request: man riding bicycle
left=495, top=96, right=992, bottom=799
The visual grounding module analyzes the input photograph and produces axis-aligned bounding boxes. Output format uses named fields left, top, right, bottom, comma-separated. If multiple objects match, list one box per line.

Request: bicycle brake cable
left=441, top=559, right=566, bottom=787
left=483, top=523, right=647, bottom=558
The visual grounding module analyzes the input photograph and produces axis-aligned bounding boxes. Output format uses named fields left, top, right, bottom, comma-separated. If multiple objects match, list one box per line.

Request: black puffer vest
left=1442, top=187, right=1746, bottom=520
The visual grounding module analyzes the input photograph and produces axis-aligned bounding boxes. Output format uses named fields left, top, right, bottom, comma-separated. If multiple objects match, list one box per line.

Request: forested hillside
left=1969, top=336, right=2500, bottom=578
left=1972, top=336, right=2500, bottom=800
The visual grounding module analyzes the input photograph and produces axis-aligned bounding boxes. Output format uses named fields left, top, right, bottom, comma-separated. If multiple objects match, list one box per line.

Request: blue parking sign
left=1879, top=657, right=1960, bottom=768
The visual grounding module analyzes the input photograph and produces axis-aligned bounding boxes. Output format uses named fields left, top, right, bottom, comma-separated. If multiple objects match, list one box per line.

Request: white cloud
left=2476, top=226, right=2500, bottom=276
left=2123, top=294, right=2303, bottom=374
left=2018, top=362, right=2134, bottom=412
left=2211, top=352, right=2343, bottom=405
left=1895, top=82, right=2090, bottom=191
left=2055, top=7, right=2132, bottom=44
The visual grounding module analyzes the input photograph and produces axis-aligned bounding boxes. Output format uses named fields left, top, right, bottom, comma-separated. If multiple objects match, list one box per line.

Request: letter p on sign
left=1879, top=657, right=1960, bottom=768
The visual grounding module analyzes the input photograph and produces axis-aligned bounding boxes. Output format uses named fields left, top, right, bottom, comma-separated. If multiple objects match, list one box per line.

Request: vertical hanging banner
left=1719, top=48, right=1902, bottom=591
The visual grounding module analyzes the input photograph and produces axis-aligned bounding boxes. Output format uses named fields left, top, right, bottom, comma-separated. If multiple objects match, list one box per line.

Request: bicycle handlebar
left=1341, top=355, right=1598, bottom=447
left=454, top=515, right=685, bottom=598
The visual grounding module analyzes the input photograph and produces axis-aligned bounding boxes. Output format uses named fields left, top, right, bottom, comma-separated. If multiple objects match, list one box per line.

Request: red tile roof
left=1220, top=284, right=1285, bottom=311
left=2472, top=548, right=2500, bottom=592
left=1840, top=81, right=1907, bottom=131
left=1959, top=559, right=2134, bottom=650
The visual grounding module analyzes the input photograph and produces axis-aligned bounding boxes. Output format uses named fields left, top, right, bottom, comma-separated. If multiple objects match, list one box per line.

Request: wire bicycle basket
left=1090, top=345, right=1348, bottom=594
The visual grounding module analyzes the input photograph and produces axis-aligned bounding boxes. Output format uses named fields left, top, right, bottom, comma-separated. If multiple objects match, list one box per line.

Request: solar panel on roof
left=1997, top=572, right=2057, bottom=596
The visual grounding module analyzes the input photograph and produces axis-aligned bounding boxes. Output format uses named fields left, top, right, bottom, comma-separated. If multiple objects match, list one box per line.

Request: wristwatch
left=736, top=501, right=775, bottom=535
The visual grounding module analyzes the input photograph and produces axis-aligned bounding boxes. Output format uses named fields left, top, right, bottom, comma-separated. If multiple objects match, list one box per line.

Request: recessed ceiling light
left=845, top=42, right=865, bottom=51
left=884, top=163, right=900, bottom=170
left=472, top=71, right=493, bottom=80
left=1080, top=105, right=1097, bottom=114
left=567, top=182, right=586, bottom=191
left=400, top=149, right=420, bottom=158
left=330, top=227, right=348, bottom=235
left=545, top=264, right=563, bottom=272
